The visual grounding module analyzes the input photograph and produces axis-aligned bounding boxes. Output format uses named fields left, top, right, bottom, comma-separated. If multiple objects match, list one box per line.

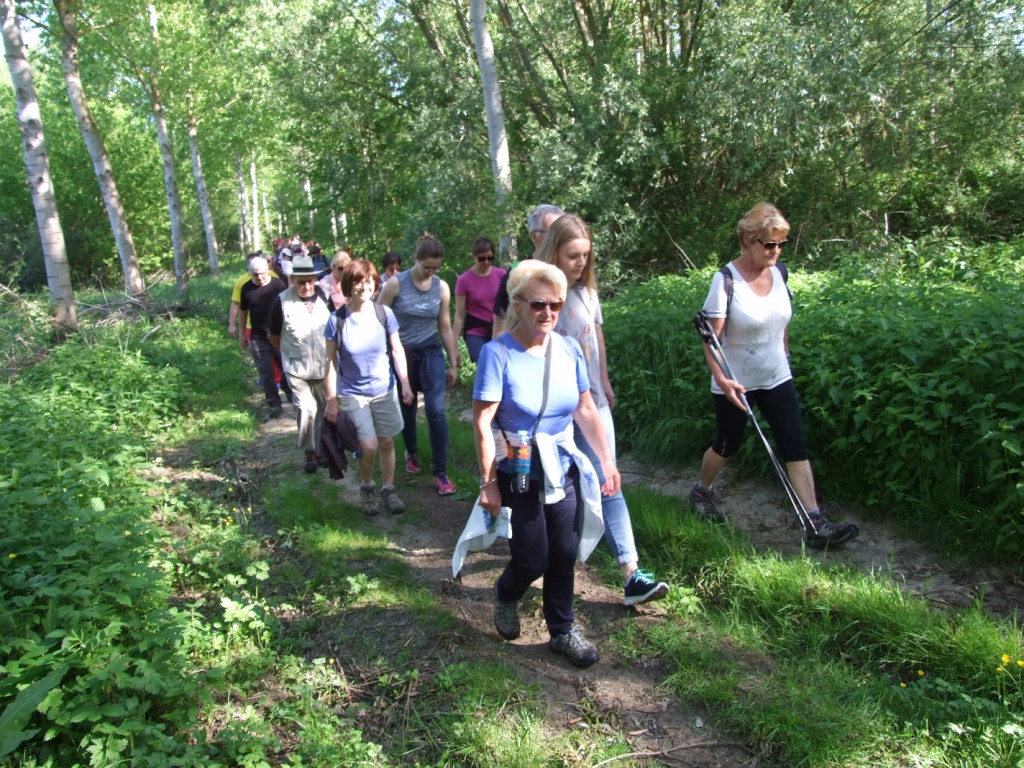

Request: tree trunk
left=261, top=190, right=271, bottom=242
left=2, top=0, right=77, bottom=332
left=146, top=3, right=187, bottom=301
left=303, top=175, right=314, bottom=239
left=187, top=101, right=218, bottom=276
left=470, top=0, right=515, bottom=261
left=235, top=150, right=250, bottom=253
left=249, top=154, right=261, bottom=252
left=54, top=0, right=145, bottom=299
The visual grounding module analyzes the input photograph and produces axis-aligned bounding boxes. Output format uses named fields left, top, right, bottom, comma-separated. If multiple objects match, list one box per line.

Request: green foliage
left=604, top=240, right=1024, bottom=562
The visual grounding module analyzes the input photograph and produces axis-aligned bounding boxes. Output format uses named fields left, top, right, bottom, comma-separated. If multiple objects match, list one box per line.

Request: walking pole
left=692, top=311, right=821, bottom=536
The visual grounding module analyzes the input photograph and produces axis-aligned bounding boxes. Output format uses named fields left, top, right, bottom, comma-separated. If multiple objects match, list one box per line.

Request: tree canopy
left=2, top=0, right=1022, bottom=289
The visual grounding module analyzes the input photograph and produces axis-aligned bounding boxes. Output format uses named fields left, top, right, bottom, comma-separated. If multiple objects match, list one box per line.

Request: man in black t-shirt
left=239, top=255, right=293, bottom=416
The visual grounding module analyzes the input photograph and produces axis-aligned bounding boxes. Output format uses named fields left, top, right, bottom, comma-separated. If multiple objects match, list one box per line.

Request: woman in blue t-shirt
left=325, top=260, right=413, bottom=517
left=472, top=260, right=619, bottom=669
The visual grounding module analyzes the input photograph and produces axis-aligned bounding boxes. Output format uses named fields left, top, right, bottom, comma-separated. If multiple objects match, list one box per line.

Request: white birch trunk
left=303, top=175, right=314, bottom=238
left=55, top=0, right=146, bottom=299
left=145, top=4, right=186, bottom=299
left=235, top=151, right=249, bottom=253
left=261, top=190, right=271, bottom=240
left=187, top=101, right=218, bottom=275
left=2, top=0, right=77, bottom=332
left=470, top=0, right=515, bottom=261
left=330, top=208, right=337, bottom=246
left=249, top=155, right=260, bottom=252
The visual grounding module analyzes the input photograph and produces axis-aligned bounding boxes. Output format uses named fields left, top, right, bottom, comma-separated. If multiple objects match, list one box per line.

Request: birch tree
left=53, top=0, right=145, bottom=299
left=187, top=97, right=218, bottom=275
left=2, top=0, right=77, bottom=331
left=470, top=0, right=514, bottom=259
left=143, top=2, right=187, bottom=300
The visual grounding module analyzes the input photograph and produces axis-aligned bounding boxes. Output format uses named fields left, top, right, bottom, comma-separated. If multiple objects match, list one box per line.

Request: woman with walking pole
left=689, top=203, right=858, bottom=548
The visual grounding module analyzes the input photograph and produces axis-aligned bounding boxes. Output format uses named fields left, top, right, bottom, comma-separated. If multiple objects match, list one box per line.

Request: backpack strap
left=720, top=262, right=792, bottom=335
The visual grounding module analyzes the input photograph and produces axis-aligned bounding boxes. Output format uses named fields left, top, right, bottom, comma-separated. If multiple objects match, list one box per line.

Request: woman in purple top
left=325, top=260, right=413, bottom=516
left=453, top=236, right=507, bottom=364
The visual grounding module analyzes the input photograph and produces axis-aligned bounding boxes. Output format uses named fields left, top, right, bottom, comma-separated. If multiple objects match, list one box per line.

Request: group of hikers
left=228, top=202, right=859, bottom=669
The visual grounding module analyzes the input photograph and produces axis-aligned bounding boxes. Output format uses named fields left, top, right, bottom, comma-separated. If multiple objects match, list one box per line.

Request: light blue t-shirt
left=324, top=305, right=400, bottom=398
left=473, top=332, right=589, bottom=476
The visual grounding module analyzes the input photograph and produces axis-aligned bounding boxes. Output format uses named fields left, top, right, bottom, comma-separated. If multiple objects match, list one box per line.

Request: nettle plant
left=602, top=243, right=1024, bottom=562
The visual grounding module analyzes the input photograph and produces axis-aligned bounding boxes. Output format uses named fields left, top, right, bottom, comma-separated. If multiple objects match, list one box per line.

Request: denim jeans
left=399, top=343, right=449, bottom=475
left=464, top=333, right=487, bottom=364
left=573, top=405, right=637, bottom=566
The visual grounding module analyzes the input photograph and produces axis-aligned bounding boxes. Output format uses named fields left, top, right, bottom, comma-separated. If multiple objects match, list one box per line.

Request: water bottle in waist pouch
left=506, top=429, right=533, bottom=493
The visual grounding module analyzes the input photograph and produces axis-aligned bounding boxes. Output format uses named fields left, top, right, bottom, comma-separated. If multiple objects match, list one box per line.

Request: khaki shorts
left=341, top=387, right=404, bottom=441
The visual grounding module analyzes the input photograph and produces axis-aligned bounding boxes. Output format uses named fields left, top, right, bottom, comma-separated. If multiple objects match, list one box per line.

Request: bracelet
left=479, top=478, right=497, bottom=489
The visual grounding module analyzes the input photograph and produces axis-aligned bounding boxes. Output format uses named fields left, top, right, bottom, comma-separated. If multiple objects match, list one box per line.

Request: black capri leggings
left=711, top=379, right=808, bottom=462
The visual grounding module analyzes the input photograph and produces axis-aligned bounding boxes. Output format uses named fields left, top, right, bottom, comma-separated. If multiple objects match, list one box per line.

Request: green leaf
left=0, top=666, right=66, bottom=757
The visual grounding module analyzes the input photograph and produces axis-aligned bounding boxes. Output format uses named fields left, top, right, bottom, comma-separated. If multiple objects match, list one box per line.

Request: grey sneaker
left=381, top=486, right=405, bottom=515
left=549, top=626, right=599, bottom=668
left=803, top=511, right=859, bottom=549
left=360, top=484, right=379, bottom=516
left=493, top=586, right=520, bottom=640
left=688, top=483, right=725, bottom=524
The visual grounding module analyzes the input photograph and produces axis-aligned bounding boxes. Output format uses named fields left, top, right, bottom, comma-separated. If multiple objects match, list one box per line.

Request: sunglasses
left=756, top=238, right=789, bottom=251
left=524, top=299, right=564, bottom=312
left=476, top=255, right=495, bottom=262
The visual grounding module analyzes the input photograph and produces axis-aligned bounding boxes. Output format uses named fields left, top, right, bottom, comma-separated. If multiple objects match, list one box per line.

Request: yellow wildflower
left=7, top=553, right=15, bottom=559
left=1002, top=654, right=1012, bottom=665
left=917, top=670, right=925, bottom=677
left=1017, top=660, right=1024, bottom=667
left=900, top=683, right=907, bottom=688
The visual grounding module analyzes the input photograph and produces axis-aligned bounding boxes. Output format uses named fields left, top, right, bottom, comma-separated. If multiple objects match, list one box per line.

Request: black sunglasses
left=476, top=255, right=495, bottom=262
left=756, top=238, right=789, bottom=250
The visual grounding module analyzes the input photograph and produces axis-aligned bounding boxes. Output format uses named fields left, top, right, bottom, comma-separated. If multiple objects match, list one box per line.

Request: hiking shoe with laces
left=360, top=484, right=380, bottom=516
left=435, top=473, right=456, bottom=495
left=624, top=569, right=670, bottom=607
left=549, top=626, right=599, bottom=668
left=493, top=586, right=520, bottom=640
left=404, top=451, right=421, bottom=474
left=803, top=511, right=859, bottom=549
left=688, top=483, right=726, bottom=523
left=381, top=486, right=405, bottom=515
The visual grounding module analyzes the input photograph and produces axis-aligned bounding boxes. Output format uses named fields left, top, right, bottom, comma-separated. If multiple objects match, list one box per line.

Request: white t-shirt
left=555, top=283, right=607, bottom=409
left=702, top=263, right=792, bottom=393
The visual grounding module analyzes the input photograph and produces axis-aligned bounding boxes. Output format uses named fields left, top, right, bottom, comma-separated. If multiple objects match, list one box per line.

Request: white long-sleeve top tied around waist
left=451, top=423, right=605, bottom=578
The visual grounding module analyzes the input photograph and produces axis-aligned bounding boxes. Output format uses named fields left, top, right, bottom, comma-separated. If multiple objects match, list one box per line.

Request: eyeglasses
left=524, top=299, right=564, bottom=312
left=531, top=229, right=547, bottom=237
left=756, top=238, right=789, bottom=251
left=476, top=255, right=495, bottom=263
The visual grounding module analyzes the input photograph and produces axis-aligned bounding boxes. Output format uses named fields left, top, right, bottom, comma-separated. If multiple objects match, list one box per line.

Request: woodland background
left=2, top=0, right=1022, bottom=295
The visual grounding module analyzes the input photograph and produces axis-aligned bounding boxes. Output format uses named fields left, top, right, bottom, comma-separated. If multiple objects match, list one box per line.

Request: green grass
left=3, top=250, right=1024, bottom=767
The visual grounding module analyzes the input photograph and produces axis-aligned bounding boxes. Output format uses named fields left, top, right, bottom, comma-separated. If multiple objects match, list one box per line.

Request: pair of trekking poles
left=692, top=311, right=858, bottom=547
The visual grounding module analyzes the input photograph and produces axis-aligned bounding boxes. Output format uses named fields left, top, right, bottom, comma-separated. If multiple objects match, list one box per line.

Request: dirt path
left=248, top=402, right=1023, bottom=766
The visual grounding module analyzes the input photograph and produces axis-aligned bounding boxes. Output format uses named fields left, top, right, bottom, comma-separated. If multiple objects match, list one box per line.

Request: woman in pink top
left=453, top=236, right=507, bottom=363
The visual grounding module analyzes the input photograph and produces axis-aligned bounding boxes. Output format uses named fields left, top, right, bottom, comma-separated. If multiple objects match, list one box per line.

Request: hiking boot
left=688, top=483, right=725, bottom=524
left=435, top=472, right=456, bottom=495
left=803, top=510, right=859, bottom=549
left=624, top=569, right=670, bottom=607
left=268, top=406, right=283, bottom=419
left=493, top=586, right=520, bottom=640
left=360, top=484, right=380, bottom=516
left=303, top=450, right=318, bottom=474
left=381, top=486, right=405, bottom=515
left=549, top=626, right=599, bottom=668
left=404, top=451, right=421, bottom=473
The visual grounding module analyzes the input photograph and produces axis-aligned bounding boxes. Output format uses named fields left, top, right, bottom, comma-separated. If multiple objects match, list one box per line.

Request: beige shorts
left=340, top=387, right=404, bottom=441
